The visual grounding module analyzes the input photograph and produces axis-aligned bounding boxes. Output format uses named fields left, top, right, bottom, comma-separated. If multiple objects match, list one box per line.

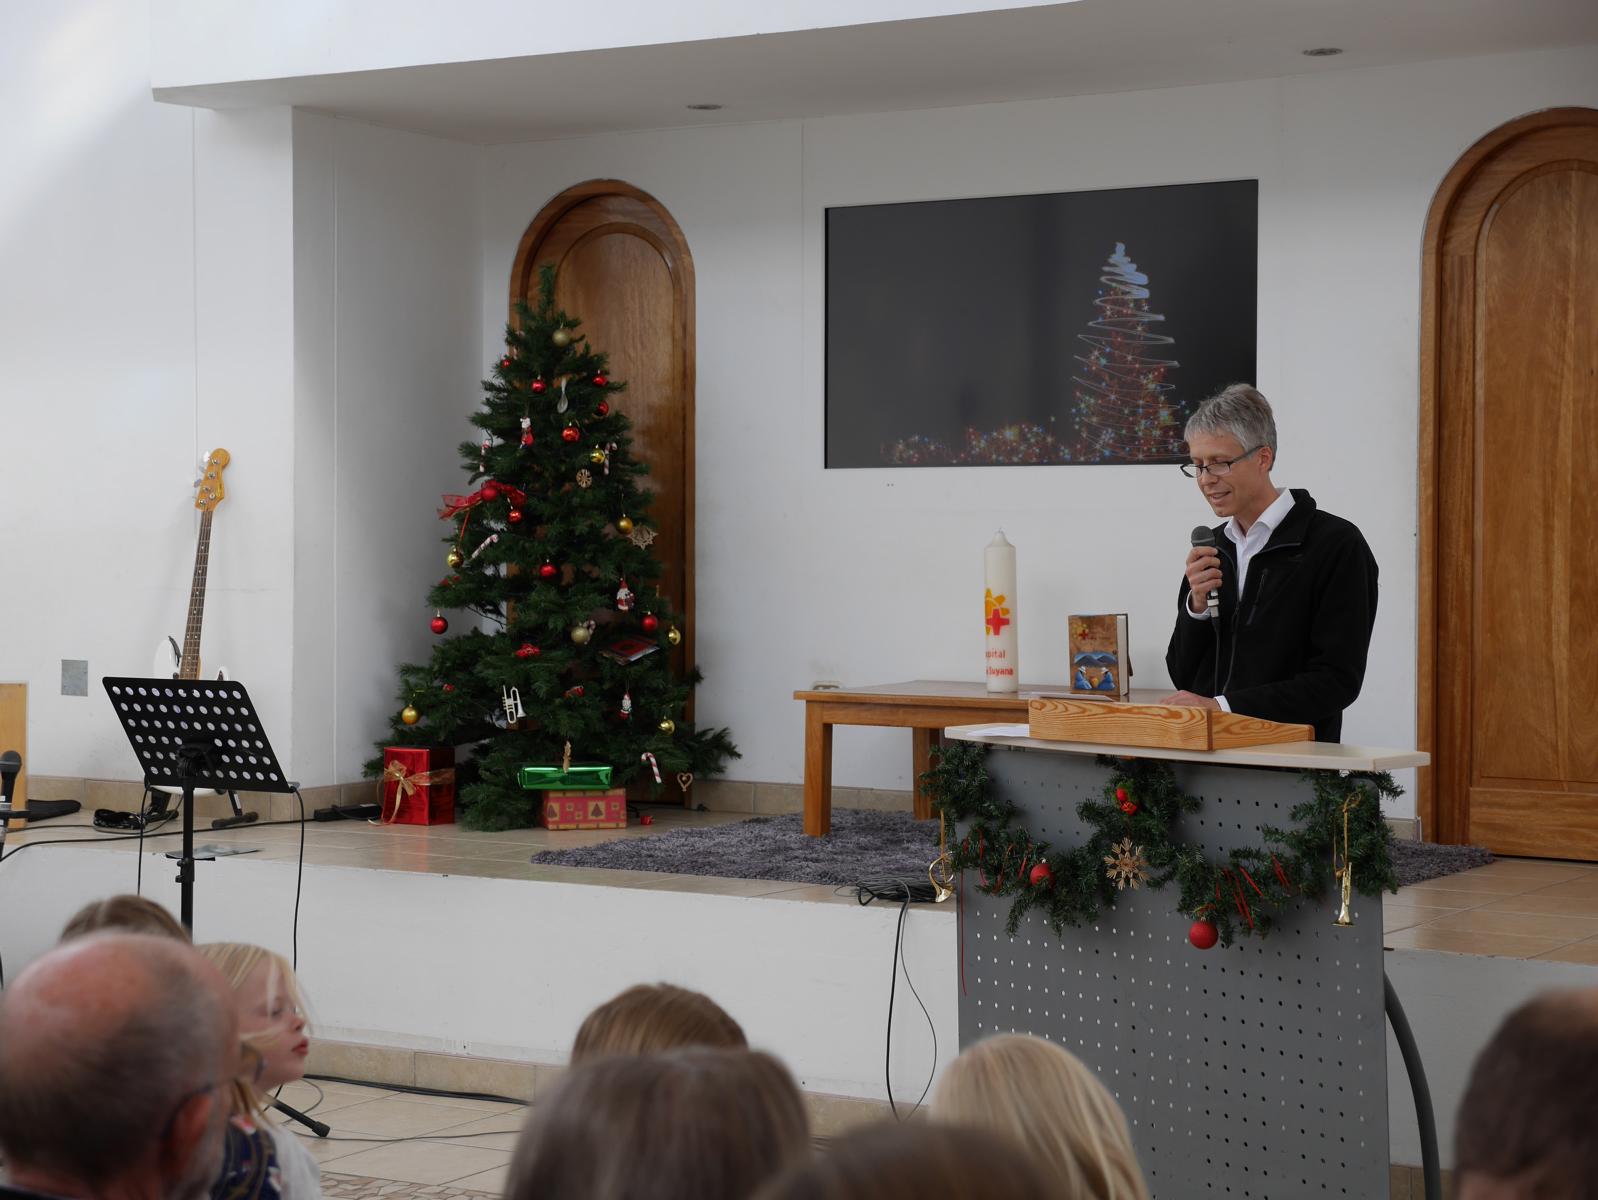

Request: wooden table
left=793, top=680, right=1067, bottom=836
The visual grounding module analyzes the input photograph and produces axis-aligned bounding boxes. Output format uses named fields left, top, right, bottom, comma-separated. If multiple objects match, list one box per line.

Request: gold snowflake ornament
left=627, top=524, right=657, bottom=549
left=575, top=469, right=593, bottom=489
left=1103, top=838, right=1149, bottom=890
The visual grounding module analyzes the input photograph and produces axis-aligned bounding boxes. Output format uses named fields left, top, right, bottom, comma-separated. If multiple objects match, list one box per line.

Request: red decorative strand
left=1239, top=866, right=1265, bottom=898
left=1272, top=854, right=1294, bottom=893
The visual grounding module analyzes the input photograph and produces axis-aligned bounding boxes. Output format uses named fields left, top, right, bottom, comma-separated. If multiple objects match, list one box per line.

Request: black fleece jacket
left=1164, top=489, right=1377, bottom=743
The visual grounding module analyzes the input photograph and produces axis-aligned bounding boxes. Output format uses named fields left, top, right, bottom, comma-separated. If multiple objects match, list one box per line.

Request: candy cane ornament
left=640, top=752, right=661, bottom=784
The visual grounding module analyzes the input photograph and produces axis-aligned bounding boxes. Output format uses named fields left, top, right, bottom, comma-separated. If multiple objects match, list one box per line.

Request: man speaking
left=1161, top=384, right=1378, bottom=742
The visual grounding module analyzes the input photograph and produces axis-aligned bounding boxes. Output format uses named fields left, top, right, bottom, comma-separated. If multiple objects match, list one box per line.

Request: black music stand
left=103, top=678, right=295, bottom=931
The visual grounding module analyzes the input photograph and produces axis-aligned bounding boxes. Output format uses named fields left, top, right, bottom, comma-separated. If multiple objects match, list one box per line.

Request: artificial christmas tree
left=1069, top=242, right=1182, bottom=462
left=370, top=267, right=737, bottom=830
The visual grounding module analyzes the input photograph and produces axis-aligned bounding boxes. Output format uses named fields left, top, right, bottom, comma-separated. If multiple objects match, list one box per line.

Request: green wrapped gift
left=517, top=764, right=614, bottom=791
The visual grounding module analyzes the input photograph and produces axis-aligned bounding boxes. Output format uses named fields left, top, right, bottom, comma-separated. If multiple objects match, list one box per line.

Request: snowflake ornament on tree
left=1103, top=838, right=1150, bottom=890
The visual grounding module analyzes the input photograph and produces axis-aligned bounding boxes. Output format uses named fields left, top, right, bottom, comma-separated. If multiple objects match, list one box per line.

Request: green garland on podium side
left=923, top=740, right=1400, bottom=947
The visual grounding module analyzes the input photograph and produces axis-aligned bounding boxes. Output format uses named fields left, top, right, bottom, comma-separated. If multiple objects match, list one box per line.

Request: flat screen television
left=824, top=179, right=1258, bottom=468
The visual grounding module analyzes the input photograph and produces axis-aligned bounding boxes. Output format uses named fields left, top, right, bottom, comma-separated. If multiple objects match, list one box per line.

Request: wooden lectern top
left=1027, top=695, right=1313, bottom=752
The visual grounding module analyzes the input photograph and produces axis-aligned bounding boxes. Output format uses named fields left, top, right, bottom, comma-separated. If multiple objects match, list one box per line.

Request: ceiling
left=152, top=0, right=1598, bottom=144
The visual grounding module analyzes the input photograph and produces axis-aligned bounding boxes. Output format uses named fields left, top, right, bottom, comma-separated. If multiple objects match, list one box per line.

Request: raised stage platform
left=2, top=802, right=1596, bottom=1178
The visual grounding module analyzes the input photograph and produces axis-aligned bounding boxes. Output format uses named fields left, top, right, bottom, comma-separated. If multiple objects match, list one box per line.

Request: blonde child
left=196, top=944, right=320, bottom=1200
left=932, top=1033, right=1149, bottom=1200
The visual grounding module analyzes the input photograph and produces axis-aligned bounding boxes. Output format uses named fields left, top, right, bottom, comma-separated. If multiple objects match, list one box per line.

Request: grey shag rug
left=532, top=809, right=1496, bottom=890
left=531, top=809, right=940, bottom=886
left=1390, top=839, right=1493, bottom=886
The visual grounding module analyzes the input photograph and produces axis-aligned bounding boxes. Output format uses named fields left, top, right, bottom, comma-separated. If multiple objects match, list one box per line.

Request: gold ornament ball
left=589, top=448, right=607, bottom=465
left=552, top=329, right=572, bottom=348
left=571, top=625, right=592, bottom=645
left=658, top=718, right=676, bottom=735
left=617, top=514, right=634, bottom=535
left=666, top=626, right=682, bottom=646
left=401, top=705, right=420, bottom=726
left=446, top=548, right=465, bottom=569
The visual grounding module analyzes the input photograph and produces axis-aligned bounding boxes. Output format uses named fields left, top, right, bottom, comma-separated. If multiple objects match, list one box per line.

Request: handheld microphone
left=1190, top=527, right=1220, bottom=619
left=0, top=751, right=19, bottom=805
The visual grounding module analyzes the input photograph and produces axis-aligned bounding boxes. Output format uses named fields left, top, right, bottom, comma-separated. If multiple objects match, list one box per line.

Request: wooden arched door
left=1419, top=108, right=1598, bottom=856
left=511, top=182, right=696, bottom=692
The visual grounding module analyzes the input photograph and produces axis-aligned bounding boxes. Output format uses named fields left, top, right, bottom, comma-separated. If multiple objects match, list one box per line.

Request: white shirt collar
left=1225, top=487, right=1294, bottom=545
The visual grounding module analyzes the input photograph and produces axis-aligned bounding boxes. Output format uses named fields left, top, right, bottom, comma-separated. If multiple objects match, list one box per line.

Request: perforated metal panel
left=960, top=746, right=1388, bottom=1199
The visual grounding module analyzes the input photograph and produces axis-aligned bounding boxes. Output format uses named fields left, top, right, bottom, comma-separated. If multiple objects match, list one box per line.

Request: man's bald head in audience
left=1455, top=987, right=1598, bottom=1200
left=0, top=933, right=238, bottom=1200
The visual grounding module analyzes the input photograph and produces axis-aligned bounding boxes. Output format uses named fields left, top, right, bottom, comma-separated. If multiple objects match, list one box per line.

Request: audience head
left=60, top=894, right=190, bottom=943
left=0, top=933, right=237, bottom=1200
left=755, top=1121, right=1055, bottom=1200
left=571, top=982, right=746, bottom=1063
left=1454, top=987, right=1598, bottom=1199
left=933, top=1033, right=1147, bottom=1200
left=196, top=942, right=310, bottom=1114
left=509, top=1047, right=808, bottom=1200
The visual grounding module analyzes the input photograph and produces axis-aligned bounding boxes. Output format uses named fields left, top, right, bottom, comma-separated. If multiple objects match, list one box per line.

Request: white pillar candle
left=984, top=531, right=1018, bottom=693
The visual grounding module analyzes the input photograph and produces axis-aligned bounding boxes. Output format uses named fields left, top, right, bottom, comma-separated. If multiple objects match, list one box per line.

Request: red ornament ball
left=640, top=814, right=654, bottom=826
left=1115, top=787, right=1129, bottom=803
left=499, top=356, right=511, bottom=369
left=641, top=613, right=659, bottom=633
left=507, top=508, right=523, bottom=524
left=1120, top=800, right=1138, bottom=816
left=481, top=481, right=500, bottom=501
left=430, top=615, right=449, bottom=635
left=442, top=683, right=455, bottom=693
left=1188, top=920, right=1219, bottom=950
left=538, top=561, right=558, bottom=580
left=593, top=373, right=607, bottom=386
left=531, top=379, right=546, bottom=394
left=515, top=643, right=538, bottom=659
left=596, top=400, right=610, bottom=417
left=561, top=425, right=580, bottom=443
left=1028, top=862, right=1054, bottom=888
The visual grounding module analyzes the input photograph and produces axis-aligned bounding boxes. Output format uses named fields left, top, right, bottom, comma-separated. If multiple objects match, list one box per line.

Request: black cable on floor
left=305, top=1073, right=528, bottom=1107
left=291, top=787, right=306, bottom=970
left=871, top=882, right=938, bottom=1121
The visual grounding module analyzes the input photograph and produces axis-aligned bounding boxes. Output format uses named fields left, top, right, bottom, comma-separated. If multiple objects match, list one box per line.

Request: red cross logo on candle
left=984, top=589, right=1011, bottom=637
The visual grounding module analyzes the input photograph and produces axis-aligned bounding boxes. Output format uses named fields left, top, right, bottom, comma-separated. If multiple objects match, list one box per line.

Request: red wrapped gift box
left=542, top=788, right=626, bottom=830
left=378, top=746, right=456, bottom=825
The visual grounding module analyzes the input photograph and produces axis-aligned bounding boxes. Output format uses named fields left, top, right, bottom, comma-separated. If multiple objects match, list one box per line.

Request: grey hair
left=0, top=936, right=231, bottom=1187
left=1184, top=383, right=1278, bottom=459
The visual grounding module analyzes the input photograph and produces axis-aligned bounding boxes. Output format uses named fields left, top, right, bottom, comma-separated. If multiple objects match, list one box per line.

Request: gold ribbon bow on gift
left=373, top=759, right=457, bottom=825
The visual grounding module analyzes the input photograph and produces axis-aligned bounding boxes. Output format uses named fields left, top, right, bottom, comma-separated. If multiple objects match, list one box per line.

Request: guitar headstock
left=196, top=448, right=230, bottom=512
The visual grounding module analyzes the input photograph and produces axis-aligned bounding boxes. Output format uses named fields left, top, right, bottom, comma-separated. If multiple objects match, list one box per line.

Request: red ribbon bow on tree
left=439, top=482, right=528, bottom=519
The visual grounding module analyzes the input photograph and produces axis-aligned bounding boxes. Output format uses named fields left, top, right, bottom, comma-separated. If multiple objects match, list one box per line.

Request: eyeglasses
left=1180, top=445, right=1265, bottom=479
left=157, top=1043, right=265, bottom=1141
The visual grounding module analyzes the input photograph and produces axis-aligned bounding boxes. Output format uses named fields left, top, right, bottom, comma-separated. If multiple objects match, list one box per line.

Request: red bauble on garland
left=515, top=643, right=539, bottom=659
left=641, top=613, right=659, bottom=633
left=538, top=561, right=558, bottom=580
left=507, top=508, right=523, bottom=524
left=1188, top=920, right=1219, bottom=950
left=1029, top=862, right=1054, bottom=888
left=430, top=614, right=449, bottom=635
left=1120, top=799, right=1138, bottom=815
left=499, top=356, right=511, bottom=369
left=480, top=481, right=500, bottom=502
left=561, top=425, right=580, bottom=443
left=532, top=378, right=546, bottom=393
left=596, top=400, right=610, bottom=417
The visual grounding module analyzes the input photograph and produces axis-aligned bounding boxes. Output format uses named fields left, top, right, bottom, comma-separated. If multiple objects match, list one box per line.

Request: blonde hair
left=59, top=895, right=189, bottom=943
left=195, top=943, right=307, bottom=1116
left=932, top=1034, right=1148, bottom=1200
left=571, top=983, right=746, bottom=1063
left=755, top=1122, right=1054, bottom=1200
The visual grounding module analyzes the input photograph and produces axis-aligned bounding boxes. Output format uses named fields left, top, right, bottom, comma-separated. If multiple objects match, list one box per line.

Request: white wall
left=482, top=44, right=1598, bottom=816
left=148, top=0, right=1065, bottom=88
left=2, top=0, right=482, bottom=787
left=290, top=114, right=484, bottom=787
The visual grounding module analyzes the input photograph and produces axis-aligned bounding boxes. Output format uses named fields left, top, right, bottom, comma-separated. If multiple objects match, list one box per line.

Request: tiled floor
left=270, top=1078, right=524, bottom=1197
left=1385, top=856, right=1598, bottom=963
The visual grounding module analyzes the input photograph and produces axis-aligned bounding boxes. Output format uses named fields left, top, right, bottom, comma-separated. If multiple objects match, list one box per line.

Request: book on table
left=1068, top=613, right=1131, bottom=700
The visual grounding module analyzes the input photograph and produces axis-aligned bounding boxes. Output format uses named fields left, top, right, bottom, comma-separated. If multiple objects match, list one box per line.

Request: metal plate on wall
left=960, top=746, right=1388, bottom=1199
